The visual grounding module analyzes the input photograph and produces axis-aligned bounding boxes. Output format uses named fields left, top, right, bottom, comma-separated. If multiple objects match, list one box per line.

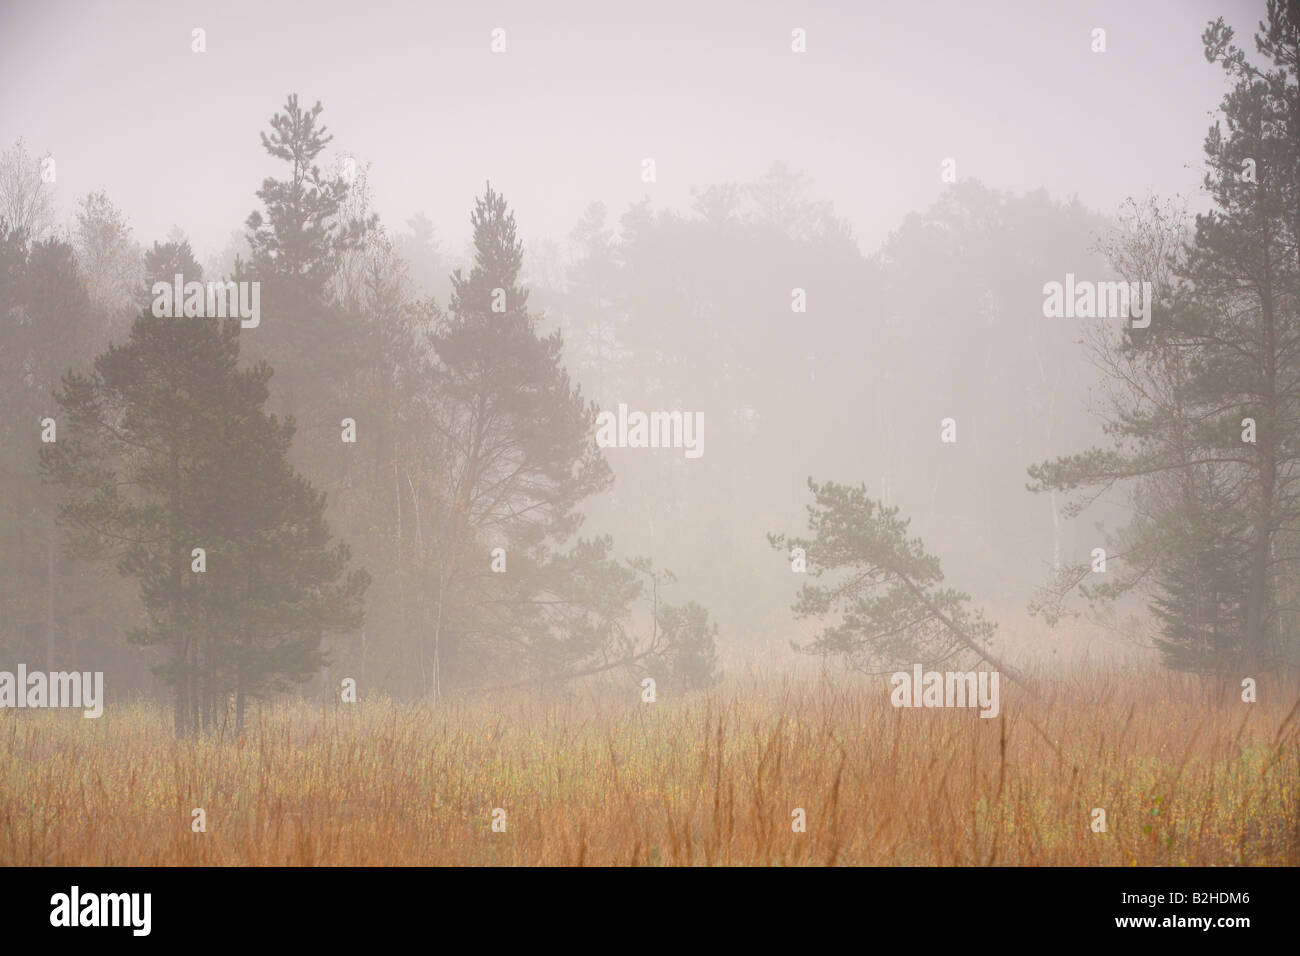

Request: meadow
left=2, top=666, right=1297, bottom=866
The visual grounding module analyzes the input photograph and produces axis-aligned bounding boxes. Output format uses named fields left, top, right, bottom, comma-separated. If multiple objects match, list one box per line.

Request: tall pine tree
left=1030, top=3, right=1300, bottom=671
left=40, top=310, right=369, bottom=734
left=418, top=184, right=623, bottom=693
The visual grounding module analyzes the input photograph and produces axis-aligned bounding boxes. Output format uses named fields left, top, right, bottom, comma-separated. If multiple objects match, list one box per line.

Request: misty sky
left=0, top=0, right=1263, bottom=260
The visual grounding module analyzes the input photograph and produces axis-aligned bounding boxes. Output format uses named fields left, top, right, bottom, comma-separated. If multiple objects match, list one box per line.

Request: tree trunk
left=236, top=623, right=249, bottom=735
left=45, top=513, right=55, bottom=673
left=172, top=636, right=189, bottom=738
left=897, top=571, right=1034, bottom=693
left=1246, top=248, right=1279, bottom=670
left=1244, top=513, right=1271, bottom=671
left=189, top=637, right=200, bottom=735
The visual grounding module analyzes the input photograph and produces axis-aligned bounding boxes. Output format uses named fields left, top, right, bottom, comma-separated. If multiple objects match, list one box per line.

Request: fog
left=1, top=0, right=1247, bottom=254
left=0, top=0, right=1287, bottom=710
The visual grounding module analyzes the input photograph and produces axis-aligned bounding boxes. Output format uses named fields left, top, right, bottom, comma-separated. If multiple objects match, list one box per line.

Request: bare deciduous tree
left=0, top=138, right=56, bottom=239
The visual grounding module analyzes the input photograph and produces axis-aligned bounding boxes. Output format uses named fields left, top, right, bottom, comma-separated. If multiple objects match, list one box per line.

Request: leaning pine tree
left=769, top=479, right=1026, bottom=686
left=40, top=305, right=369, bottom=735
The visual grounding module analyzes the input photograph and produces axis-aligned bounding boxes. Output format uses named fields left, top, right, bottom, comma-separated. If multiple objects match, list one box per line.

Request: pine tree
left=1029, top=3, right=1300, bottom=670
left=245, top=95, right=363, bottom=292
left=142, top=238, right=203, bottom=294
left=420, top=184, right=617, bottom=692
left=1148, top=469, right=1250, bottom=672
left=645, top=600, right=721, bottom=692
left=40, top=310, right=368, bottom=734
left=242, top=95, right=371, bottom=493
left=770, top=479, right=1024, bottom=682
left=563, top=201, right=627, bottom=407
left=0, top=221, right=146, bottom=694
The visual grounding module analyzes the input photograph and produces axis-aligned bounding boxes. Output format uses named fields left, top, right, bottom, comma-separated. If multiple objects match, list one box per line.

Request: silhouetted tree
left=40, top=310, right=369, bottom=734
left=1030, top=4, right=1300, bottom=671
left=419, top=184, right=622, bottom=692
left=770, top=479, right=1024, bottom=683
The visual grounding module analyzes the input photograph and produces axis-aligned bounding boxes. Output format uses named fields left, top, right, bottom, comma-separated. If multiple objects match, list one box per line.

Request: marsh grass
left=2, top=666, right=1297, bottom=865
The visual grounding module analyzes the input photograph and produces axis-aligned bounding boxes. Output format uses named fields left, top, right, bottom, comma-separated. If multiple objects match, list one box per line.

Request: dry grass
left=2, top=666, right=1298, bottom=865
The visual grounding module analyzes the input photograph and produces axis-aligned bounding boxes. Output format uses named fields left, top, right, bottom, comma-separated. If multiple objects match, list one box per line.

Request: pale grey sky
left=0, top=0, right=1262, bottom=259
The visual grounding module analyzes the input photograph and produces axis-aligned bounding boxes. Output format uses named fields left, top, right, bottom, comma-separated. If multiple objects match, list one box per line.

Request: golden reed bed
left=2, top=667, right=1297, bottom=866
